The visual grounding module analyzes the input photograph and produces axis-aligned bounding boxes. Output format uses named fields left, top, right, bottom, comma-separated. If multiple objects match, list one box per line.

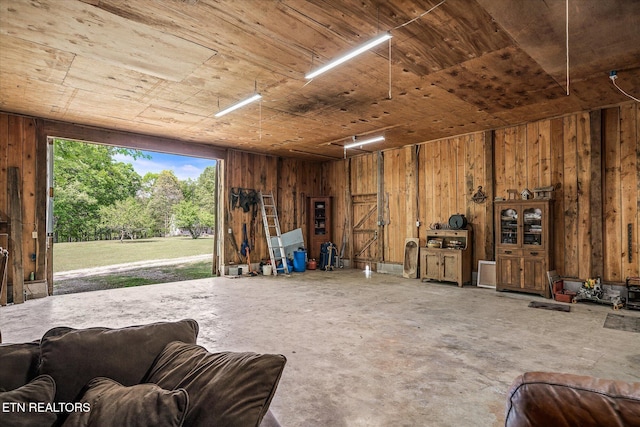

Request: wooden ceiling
left=1, top=0, right=639, bottom=160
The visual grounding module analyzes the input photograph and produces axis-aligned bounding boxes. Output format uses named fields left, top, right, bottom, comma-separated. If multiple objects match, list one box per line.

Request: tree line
left=53, top=139, right=216, bottom=242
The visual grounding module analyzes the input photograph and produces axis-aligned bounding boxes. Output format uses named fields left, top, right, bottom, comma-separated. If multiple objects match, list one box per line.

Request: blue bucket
left=276, top=258, right=294, bottom=273
left=293, top=250, right=307, bottom=272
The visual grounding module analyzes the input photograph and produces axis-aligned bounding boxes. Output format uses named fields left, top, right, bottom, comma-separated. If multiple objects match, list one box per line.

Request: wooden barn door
left=349, top=153, right=383, bottom=270
left=352, top=193, right=378, bottom=268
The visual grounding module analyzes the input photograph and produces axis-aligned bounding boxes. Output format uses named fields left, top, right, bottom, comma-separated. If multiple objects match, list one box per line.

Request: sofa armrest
left=505, top=372, right=640, bottom=427
left=0, top=341, right=41, bottom=391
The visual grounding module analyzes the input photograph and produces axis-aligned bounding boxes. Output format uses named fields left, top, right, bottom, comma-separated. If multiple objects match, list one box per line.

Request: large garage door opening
left=51, top=138, right=218, bottom=295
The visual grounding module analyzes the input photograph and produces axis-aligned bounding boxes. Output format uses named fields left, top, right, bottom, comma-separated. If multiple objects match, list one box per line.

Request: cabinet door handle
left=504, top=250, right=512, bottom=254
left=530, top=252, right=539, bottom=256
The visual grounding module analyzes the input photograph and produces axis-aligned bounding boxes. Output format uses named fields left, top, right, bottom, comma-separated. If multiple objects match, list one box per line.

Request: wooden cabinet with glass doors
left=307, top=197, right=332, bottom=260
left=495, top=200, right=553, bottom=298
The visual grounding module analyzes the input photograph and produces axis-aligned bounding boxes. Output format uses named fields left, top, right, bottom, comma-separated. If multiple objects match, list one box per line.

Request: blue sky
left=113, top=151, right=217, bottom=181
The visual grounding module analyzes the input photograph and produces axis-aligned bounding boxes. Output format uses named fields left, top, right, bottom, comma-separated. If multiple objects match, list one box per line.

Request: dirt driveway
left=53, top=254, right=212, bottom=295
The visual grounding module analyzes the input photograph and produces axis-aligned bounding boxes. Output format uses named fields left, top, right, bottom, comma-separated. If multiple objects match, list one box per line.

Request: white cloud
left=176, top=164, right=203, bottom=181
left=112, top=153, right=213, bottom=181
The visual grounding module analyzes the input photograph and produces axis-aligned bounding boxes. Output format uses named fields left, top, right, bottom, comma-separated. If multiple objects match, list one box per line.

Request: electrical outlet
left=32, top=231, right=38, bottom=239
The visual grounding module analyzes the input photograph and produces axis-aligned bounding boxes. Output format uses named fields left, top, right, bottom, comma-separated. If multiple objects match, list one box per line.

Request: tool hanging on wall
left=239, top=189, right=251, bottom=212
left=225, top=210, right=241, bottom=263
left=245, top=247, right=257, bottom=276
left=471, top=186, right=487, bottom=204
left=629, top=224, right=633, bottom=263
left=229, top=188, right=240, bottom=211
left=249, top=197, right=259, bottom=254
left=240, top=223, right=249, bottom=258
left=229, top=188, right=260, bottom=212
left=243, top=226, right=258, bottom=277
left=225, top=188, right=239, bottom=263
left=338, top=216, right=348, bottom=268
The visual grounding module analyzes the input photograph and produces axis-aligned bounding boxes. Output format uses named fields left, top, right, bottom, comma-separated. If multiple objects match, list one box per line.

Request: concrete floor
left=2, top=270, right=639, bottom=427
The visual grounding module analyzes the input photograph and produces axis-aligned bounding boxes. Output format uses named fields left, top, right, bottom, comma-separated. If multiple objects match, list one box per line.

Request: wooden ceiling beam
left=43, top=119, right=226, bottom=160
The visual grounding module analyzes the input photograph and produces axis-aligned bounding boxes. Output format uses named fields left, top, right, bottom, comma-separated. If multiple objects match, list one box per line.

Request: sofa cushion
left=38, top=319, right=198, bottom=404
left=0, top=341, right=41, bottom=391
left=506, top=372, right=640, bottom=427
left=62, top=377, right=188, bottom=427
left=0, top=374, right=58, bottom=427
left=145, top=341, right=286, bottom=427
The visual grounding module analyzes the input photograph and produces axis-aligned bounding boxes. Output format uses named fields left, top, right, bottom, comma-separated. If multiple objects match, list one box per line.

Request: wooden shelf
left=308, top=197, right=332, bottom=259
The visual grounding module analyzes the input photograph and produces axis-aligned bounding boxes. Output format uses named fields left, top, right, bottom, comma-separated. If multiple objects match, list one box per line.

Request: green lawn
left=53, top=236, right=214, bottom=272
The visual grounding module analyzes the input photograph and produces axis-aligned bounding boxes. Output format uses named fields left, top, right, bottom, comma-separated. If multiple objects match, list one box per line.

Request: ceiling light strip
left=304, top=0, right=445, bottom=81
left=343, top=135, right=385, bottom=150
left=215, top=94, right=262, bottom=117
left=305, top=33, right=392, bottom=80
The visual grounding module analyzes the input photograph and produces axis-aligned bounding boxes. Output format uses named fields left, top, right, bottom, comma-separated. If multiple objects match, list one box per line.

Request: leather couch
left=505, top=371, right=640, bottom=426
left=0, top=319, right=285, bottom=427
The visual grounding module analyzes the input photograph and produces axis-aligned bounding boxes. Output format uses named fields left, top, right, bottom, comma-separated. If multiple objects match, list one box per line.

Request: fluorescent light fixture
left=215, top=94, right=262, bottom=117
left=344, top=135, right=385, bottom=150
left=305, top=33, right=392, bottom=80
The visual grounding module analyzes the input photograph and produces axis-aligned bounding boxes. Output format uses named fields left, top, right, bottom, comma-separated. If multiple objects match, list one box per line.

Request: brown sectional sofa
left=0, top=319, right=285, bottom=427
left=505, top=371, right=640, bottom=426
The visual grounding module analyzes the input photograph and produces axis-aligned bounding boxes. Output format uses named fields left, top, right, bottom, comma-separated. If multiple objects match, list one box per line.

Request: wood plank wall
left=222, top=150, right=323, bottom=268
left=0, top=113, right=48, bottom=302
left=494, top=104, right=639, bottom=282
left=383, top=146, right=417, bottom=263
left=603, top=104, right=640, bottom=282
left=2, top=102, right=637, bottom=292
left=324, top=102, right=638, bottom=282
left=323, top=133, right=492, bottom=271
left=278, top=157, right=322, bottom=235
left=418, top=132, right=492, bottom=266
left=321, top=159, right=349, bottom=260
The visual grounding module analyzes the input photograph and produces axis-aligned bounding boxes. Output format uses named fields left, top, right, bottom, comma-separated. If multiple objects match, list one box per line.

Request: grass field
left=53, top=236, right=214, bottom=272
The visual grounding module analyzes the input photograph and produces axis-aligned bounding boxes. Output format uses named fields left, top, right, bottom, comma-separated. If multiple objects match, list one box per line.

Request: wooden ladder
left=259, top=192, right=289, bottom=275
